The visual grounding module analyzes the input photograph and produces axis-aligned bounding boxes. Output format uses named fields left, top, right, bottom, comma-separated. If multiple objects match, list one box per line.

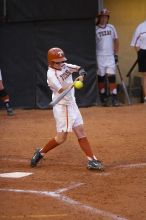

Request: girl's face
left=50, top=61, right=65, bottom=70
left=99, top=15, right=109, bottom=25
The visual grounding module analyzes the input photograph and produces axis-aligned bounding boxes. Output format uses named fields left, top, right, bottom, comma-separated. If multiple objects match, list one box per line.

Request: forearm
left=58, top=67, right=87, bottom=93
left=135, top=46, right=140, bottom=52
left=114, top=38, right=119, bottom=55
left=58, top=83, right=73, bottom=94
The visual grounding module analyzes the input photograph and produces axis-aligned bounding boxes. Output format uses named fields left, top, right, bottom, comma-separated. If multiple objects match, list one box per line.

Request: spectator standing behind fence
left=131, top=20, right=146, bottom=104
left=95, top=8, right=120, bottom=107
left=0, top=69, right=14, bottom=116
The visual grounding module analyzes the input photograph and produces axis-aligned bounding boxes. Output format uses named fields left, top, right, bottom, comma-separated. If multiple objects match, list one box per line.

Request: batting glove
left=114, top=54, right=118, bottom=64
left=78, top=68, right=87, bottom=77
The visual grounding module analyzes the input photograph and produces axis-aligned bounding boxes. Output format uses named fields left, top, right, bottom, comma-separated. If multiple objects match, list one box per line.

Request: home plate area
left=0, top=163, right=146, bottom=220
left=0, top=172, right=32, bottom=178
left=0, top=174, right=128, bottom=220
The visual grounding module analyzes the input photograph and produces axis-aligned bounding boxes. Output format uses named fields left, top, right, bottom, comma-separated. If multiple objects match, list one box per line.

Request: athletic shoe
left=87, top=159, right=104, bottom=171
left=6, top=107, right=14, bottom=116
left=112, top=95, right=121, bottom=107
left=100, top=94, right=110, bottom=107
left=5, top=102, right=14, bottom=116
left=30, top=148, right=43, bottom=167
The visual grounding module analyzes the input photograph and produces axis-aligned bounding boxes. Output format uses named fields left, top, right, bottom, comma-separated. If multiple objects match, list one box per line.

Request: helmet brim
left=51, top=57, right=67, bottom=62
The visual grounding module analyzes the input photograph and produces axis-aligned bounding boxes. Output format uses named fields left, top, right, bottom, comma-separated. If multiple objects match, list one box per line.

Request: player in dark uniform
left=0, top=69, right=14, bottom=116
left=131, top=20, right=146, bottom=104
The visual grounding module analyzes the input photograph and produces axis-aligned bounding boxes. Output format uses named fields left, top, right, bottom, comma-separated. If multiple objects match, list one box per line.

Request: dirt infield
left=0, top=105, right=146, bottom=220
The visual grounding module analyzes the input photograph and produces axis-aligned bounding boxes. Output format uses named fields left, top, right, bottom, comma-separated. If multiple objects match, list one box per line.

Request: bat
left=48, top=83, right=74, bottom=107
left=116, top=64, right=131, bottom=105
left=126, top=59, right=138, bottom=77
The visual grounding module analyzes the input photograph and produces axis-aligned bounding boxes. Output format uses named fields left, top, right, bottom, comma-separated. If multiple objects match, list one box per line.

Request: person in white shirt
left=30, top=47, right=104, bottom=171
left=131, top=20, right=146, bottom=104
left=0, top=69, right=14, bottom=116
left=95, top=8, right=120, bottom=106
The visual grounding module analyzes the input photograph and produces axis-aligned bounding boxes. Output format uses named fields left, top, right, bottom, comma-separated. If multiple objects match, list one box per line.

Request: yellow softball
left=74, top=80, right=84, bottom=89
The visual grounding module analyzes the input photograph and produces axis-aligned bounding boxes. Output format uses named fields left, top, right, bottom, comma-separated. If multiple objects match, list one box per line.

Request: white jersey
left=131, top=20, right=146, bottom=49
left=96, top=24, right=118, bottom=55
left=47, top=63, right=78, bottom=105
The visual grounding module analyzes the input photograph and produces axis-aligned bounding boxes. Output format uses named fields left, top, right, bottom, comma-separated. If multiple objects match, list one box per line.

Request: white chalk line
left=55, top=182, right=84, bottom=193
left=1, top=157, right=146, bottom=171
left=0, top=183, right=128, bottom=220
left=112, top=163, right=146, bottom=169
left=0, top=157, right=146, bottom=179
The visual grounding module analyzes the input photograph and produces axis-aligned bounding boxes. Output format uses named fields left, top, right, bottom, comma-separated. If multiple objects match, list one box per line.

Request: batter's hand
left=114, top=54, right=118, bottom=63
left=75, top=76, right=84, bottom=82
left=78, top=68, right=87, bottom=77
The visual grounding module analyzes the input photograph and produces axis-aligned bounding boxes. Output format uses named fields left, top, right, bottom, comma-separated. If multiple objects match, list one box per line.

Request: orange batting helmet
left=48, top=47, right=67, bottom=63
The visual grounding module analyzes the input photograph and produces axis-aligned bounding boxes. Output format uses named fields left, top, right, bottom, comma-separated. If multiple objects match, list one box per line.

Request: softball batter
left=30, top=47, right=104, bottom=171
left=95, top=8, right=120, bottom=106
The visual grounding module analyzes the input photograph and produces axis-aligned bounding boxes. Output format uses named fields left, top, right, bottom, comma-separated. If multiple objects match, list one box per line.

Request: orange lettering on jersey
left=60, top=70, right=71, bottom=81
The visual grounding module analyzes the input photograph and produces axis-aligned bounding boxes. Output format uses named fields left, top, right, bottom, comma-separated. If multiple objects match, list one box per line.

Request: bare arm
left=58, top=65, right=86, bottom=94
left=134, top=46, right=140, bottom=52
left=114, top=38, right=119, bottom=55
left=58, top=75, right=84, bottom=94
